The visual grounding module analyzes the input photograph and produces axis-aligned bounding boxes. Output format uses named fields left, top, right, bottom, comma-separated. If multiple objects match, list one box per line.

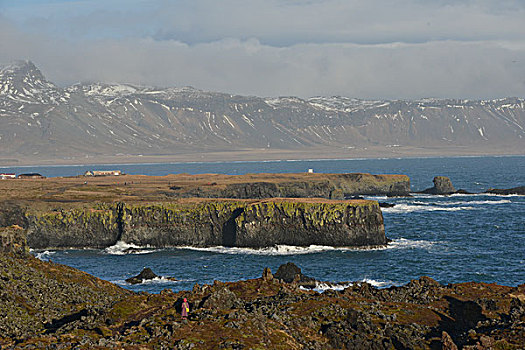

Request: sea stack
left=421, top=176, right=456, bottom=195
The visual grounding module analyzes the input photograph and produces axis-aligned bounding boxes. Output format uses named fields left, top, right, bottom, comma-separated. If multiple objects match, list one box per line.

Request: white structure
left=85, top=170, right=122, bottom=176
left=308, top=168, right=314, bottom=173
left=0, top=173, right=16, bottom=179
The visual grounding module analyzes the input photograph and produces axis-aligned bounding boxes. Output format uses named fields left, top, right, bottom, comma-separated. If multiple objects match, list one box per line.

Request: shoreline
left=1, top=146, right=524, bottom=167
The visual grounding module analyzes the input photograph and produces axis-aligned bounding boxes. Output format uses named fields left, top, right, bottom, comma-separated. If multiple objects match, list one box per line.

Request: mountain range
left=1, top=60, right=524, bottom=165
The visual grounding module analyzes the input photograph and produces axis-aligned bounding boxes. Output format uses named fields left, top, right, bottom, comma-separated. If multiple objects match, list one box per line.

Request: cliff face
left=23, top=200, right=386, bottom=249
left=26, top=205, right=121, bottom=249
left=234, top=200, right=385, bottom=247
left=177, top=173, right=410, bottom=199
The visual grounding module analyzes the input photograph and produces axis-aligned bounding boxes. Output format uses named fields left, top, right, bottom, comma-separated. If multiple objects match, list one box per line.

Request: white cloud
left=1, top=1, right=525, bottom=99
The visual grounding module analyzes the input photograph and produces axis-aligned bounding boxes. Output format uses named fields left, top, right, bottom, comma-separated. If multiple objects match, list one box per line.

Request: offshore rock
left=125, top=268, right=177, bottom=285
left=420, top=176, right=456, bottom=195
left=485, top=186, right=525, bottom=195
left=25, top=199, right=387, bottom=249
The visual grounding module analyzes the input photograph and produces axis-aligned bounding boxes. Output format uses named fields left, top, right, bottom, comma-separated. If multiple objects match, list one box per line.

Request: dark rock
left=485, top=186, right=525, bottom=195
left=454, top=189, right=472, bottom=194
left=125, top=268, right=176, bottom=284
left=378, top=202, right=395, bottom=208
left=201, top=286, right=241, bottom=311
left=273, top=262, right=317, bottom=288
left=420, top=176, right=456, bottom=195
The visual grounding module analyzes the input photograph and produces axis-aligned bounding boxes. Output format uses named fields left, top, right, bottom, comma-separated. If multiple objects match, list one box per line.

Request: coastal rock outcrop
left=24, top=199, right=387, bottom=249
left=125, top=268, right=177, bottom=284
left=420, top=176, right=456, bottom=195
left=173, top=173, right=411, bottom=199
left=25, top=204, right=121, bottom=249
left=1, top=254, right=524, bottom=349
left=485, top=186, right=525, bottom=195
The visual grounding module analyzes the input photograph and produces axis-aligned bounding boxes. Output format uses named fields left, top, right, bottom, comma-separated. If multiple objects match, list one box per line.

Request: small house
left=91, top=170, right=122, bottom=176
left=0, top=173, right=16, bottom=180
left=18, top=173, right=46, bottom=179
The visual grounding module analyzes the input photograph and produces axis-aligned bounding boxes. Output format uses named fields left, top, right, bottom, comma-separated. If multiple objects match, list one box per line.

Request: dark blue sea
left=5, top=156, right=524, bottom=293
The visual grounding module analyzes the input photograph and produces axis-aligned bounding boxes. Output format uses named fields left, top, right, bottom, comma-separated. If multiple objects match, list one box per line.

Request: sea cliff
left=23, top=199, right=386, bottom=249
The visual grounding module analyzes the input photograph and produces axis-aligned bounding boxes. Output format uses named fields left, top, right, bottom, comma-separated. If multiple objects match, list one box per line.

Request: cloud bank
left=1, top=0, right=524, bottom=99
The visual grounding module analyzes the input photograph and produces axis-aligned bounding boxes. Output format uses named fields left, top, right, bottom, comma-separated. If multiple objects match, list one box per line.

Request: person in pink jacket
left=181, top=298, right=190, bottom=319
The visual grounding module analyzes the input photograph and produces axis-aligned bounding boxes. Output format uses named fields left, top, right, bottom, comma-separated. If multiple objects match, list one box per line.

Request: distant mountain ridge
left=1, top=60, right=524, bottom=164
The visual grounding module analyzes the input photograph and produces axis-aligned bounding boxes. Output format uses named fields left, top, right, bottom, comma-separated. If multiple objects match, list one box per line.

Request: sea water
left=13, top=156, right=524, bottom=293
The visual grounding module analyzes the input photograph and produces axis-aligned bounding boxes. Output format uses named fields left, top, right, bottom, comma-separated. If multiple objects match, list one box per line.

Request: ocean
left=11, top=155, right=524, bottom=293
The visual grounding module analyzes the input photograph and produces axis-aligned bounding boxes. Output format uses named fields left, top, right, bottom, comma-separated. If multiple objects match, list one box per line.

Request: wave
left=442, top=199, right=512, bottom=206
left=360, top=278, right=396, bottom=288
left=103, top=241, right=160, bottom=255
left=177, top=244, right=347, bottom=256
left=111, top=277, right=179, bottom=286
left=301, top=279, right=396, bottom=292
left=386, top=238, right=436, bottom=250
left=33, top=250, right=55, bottom=261
left=382, top=203, right=476, bottom=213
left=179, top=238, right=435, bottom=255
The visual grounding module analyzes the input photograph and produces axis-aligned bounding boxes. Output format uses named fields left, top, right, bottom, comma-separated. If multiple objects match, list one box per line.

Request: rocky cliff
left=24, top=199, right=386, bottom=249
left=176, top=173, right=410, bottom=199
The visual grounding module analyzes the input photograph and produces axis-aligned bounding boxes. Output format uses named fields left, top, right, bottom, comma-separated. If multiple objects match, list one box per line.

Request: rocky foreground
left=1, top=226, right=524, bottom=349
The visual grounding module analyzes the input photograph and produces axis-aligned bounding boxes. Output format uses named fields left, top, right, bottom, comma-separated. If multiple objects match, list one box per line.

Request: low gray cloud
left=1, top=0, right=525, bottom=99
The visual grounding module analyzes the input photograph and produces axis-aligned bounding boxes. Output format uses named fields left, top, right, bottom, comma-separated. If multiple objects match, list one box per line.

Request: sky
left=1, top=0, right=525, bottom=99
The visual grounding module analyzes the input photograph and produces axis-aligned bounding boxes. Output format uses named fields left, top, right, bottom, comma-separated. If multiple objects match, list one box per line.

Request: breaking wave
left=177, top=245, right=346, bottom=255
left=382, top=203, right=476, bottom=213
left=33, top=250, right=55, bottom=261
left=386, top=238, right=436, bottom=250
left=104, top=241, right=159, bottom=255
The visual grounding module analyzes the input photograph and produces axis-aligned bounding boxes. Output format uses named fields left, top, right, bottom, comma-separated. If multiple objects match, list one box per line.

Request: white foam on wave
left=386, top=238, right=436, bottom=250
left=442, top=199, right=512, bottom=206
left=300, top=282, right=353, bottom=292
left=360, top=278, right=396, bottom=288
left=178, top=244, right=345, bottom=255
left=112, top=277, right=179, bottom=286
left=382, top=203, right=475, bottom=213
left=179, top=238, right=434, bottom=255
left=104, top=241, right=159, bottom=255
left=301, top=279, right=395, bottom=292
left=33, top=250, right=55, bottom=261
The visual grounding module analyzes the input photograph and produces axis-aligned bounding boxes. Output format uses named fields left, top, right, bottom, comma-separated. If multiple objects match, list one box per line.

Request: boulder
left=125, top=268, right=176, bottom=284
left=201, top=286, right=241, bottom=311
left=421, top=176, right=456, bottom=195
left=273, top=262, right=316, bottom=288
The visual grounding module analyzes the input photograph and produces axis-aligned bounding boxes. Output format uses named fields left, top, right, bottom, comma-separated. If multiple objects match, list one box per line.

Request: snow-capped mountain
left=1, top=61, right=524, bottom=163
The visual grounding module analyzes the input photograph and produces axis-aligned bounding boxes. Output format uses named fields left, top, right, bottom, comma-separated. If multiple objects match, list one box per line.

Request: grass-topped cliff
left=1, top=226, right=524, bottom=349
left=19, top=198, right=386, bottom=249
left=0, top=172, right=402, bottom=249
